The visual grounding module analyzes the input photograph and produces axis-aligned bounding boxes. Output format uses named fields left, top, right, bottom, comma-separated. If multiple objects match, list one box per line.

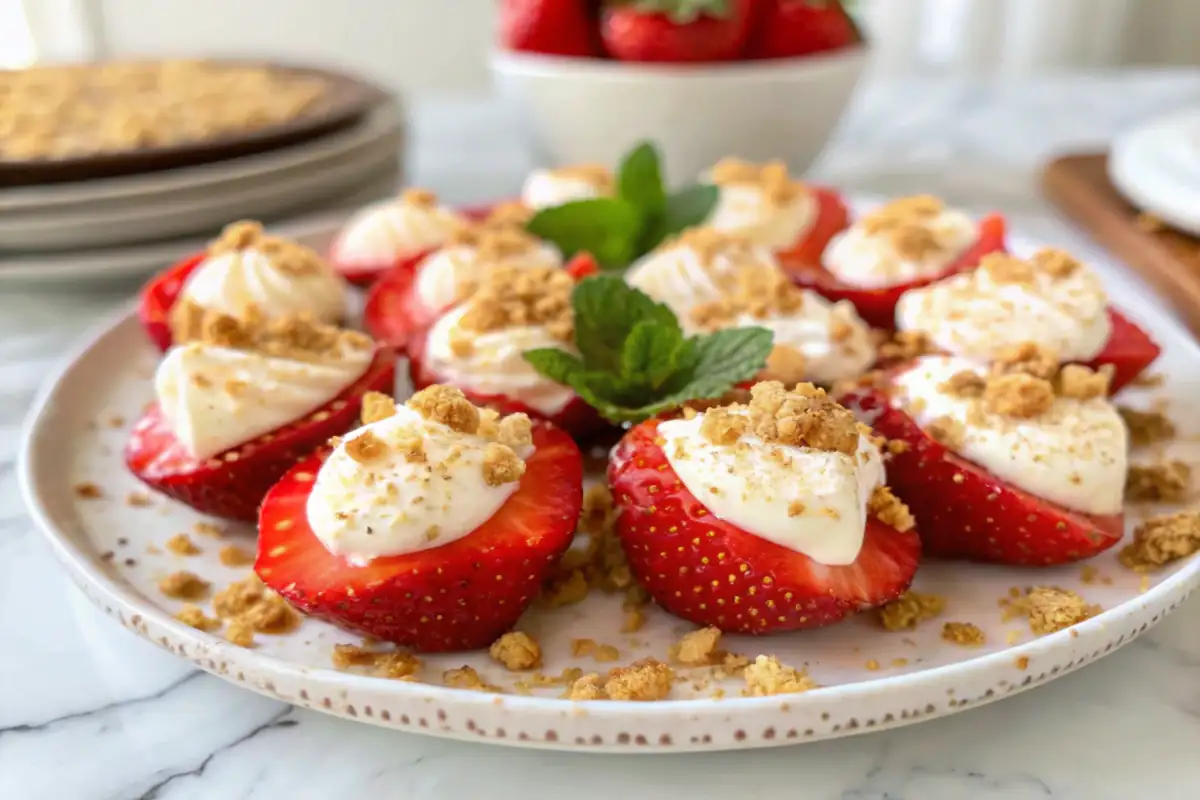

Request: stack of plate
left=0, top=63, right=405, bottom=286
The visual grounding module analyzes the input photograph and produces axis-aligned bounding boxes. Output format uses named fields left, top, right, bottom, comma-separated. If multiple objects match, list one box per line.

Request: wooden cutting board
left=1041, top=152, right=1200, bottom=337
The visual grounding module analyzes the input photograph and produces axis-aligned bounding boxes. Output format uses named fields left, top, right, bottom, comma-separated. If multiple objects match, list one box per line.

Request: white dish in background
left=0, top=101, right=405, bottom=215
left=1109, top=109, right=1200, bottom=236
left=19, top=215, right=1200, bottom=753
left=0, top=174, right=396, bottom=286
left=0, top=126, right=404, bottom=253
left=491, top=48, right=868, bottom=185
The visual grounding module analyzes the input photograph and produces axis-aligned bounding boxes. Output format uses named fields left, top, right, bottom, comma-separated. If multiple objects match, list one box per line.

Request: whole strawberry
left=601, top=0, right=758, bottom=63
left=499, top=0, right=601, bottom=57
left=750, top=0, right=860, bottom=60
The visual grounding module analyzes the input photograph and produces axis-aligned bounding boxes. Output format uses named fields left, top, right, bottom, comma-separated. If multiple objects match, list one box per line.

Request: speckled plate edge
left=18, top=249, right=1200, bottom=755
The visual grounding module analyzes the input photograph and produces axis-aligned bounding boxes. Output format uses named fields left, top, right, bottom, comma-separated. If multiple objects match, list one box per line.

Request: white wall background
left=13, top=0, right=1200, bottom=95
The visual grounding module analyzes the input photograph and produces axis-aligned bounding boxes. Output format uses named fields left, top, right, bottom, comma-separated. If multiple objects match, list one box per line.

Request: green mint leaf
left=522, top=348, right=587, bottom=386
left=665, top=326, right=775, bottom=401
left=620, top=320, right=685, bottom=390
left=641, top=183, right=720, bottom=252
left=571, top=275, right=678, bottom=373
left=617, top=142, right=667, bottom=221
left=525, top=198, right=640, bottom=269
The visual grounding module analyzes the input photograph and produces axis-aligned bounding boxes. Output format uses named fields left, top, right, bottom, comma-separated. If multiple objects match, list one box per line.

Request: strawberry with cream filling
left=138, top=221, right=348, bottom=352
left=363, top=218, right=563, bottom=354
left=125, top=312, right=394, bottom=521
left=521, top=164, right=614, bottom=210
left=410, top=265, right=604, bottom=437
left=609, top=382, right=921, bottom=633
left=256, top=387, right=583, bottom=652
left=788, top=195, right=1007, bottom=328
left=843, top=354, right=1127, bottom=565
left=705, top=158, right=849, bottom=265
left=329, top=189, right=467, bottom=286
left=895, top=248, right=1160, bottom=392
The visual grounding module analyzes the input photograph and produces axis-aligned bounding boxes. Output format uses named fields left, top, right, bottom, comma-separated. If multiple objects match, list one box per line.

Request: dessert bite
left=608, top=382, right=921, bottom=633
left=138, top=221, right=348, bottom=351
left=329, top=188, right=468, bottom=285
left=843, top=353, right=1127, bottom=565
left=795, top=195, right=1007, bottom=328
left=255, top=386, right=583, bottom=651
left=521, top=163, right=614, bottom=210
left=704, top=158, right=849, bottom=264
left=362, top=217, right=563, bottom=354
left=627, top=228, right=877, bottom=387
left=125, top=311, right=394, bottom=521
left=410, top=264, right=603, bottom=437
left=894, top=249, right=1160, bottom=392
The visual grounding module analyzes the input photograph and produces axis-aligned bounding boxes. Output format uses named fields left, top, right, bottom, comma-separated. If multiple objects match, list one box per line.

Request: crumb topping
left=1008, top=586, right=1099, bottom=635
left=603, top=659, right=674, bottom=701
left=212, top=575, right=299, bottom=644
left=656, top=226, right=768, bottom=272
left=709, top=158, right=804, bottom=205
left=1118, top=406, right=1175, bottom=448
left=332, top=643, right=421, bottom=679
left=941, top=621, right=985, bottom=646
left=742, top=655, right=817, bottom=697
left=159, top=570, right=210, bottom=600
left=877, top=591, right=946, bottom=631
left=672, top=627, right=723, bottom=667
left=991, top=342, right=1060, bottom=381
left=761, top=344, right=809, bottom=386
left=689, top=264, right=805, bottom=329
left=447, top=220, right=544, bottom=260
left=174, top=604, right=220, bottom=632
left=165, top=533, right=200, bottom=556
left=360, top=391, right=397, bottom=425
left=698, top=381, right=860, bottom=455
left=982, top=373, right=1056, bottom=419
left=549, top=163, right=613, bottom=190
left=170, top=304, right=371, bottom=364
left=207, top=220, right=328, bottom=277
left=859, top=195, right=948, bottom=260
left=443, top=665, right=502, bottom=692
left=1120, top=510, right=1200, bottom=570
left=489, top=631, right=542, bottom=671
left=456, top=265, right=574, bottom=342
left=979, top=248, right=1081, bottom=284
left=878, top=330, right=938, bottom=363
left=399, top=187, right=438, bottom=208
left=867, top=485, right=915, bottom=532
left=1126, top=461, right=1191, bottom=503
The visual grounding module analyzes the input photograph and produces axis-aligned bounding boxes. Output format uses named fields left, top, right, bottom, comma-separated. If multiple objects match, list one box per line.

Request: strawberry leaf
left=524, top=276, right=773, bottom=423
left=620, top=0, right=733, bottom=23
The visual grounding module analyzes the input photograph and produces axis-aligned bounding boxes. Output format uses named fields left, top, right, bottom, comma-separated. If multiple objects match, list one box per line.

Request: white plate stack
left=0, top=100, right=405, bottom=286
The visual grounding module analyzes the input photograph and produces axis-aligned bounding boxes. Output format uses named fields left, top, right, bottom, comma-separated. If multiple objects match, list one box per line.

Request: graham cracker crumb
left=171, top=305, right=370, bottom=363
left=991, top=342, right=1059, bottom=381
left=1120, top=510, right=1200, bottom=571
left=877, top=591, right=947, bottom=631
left=621, top=609, right=646, bottom=633
left=360, top=392, right=397, bottom=425
left=698, top=381, right=860, bottom=455
left=604, top=659, right=674, bottom=701
left=983, top=373, right=1055, bottom=419
left=489, top=631, right=542, bottom=671
left=742, top=655, right=817, bottom=697
left=165, top=533, right=200, bottom=556
left=927, top=415, right=965, bottom=448
left=690, top=264, right=805, bottom=330
left=760, top=344, right=809, bottom=386
left=1015, top=655, right=1030, bottom=671
left=868, top=485, right=915, bottom=532
left=212, top=575, right=299, bottom=638
left=1011, top=587, right=1100, bottom=635
left=1031, top=247, right=1082, bottom=278
left=482, top=443, right=526, bottom=486
left=1057, top=363, right=1112, bottom=400
left=1118, top=406, right=1176, bottom=448
left=345, top=430, right=388, bottom=464
left=551, top=163, right=614, bottom=190
left=225, top=620, right=255, bottom=647
left=218, top=545, right=255, bottom=567
left=74, top=482, right=103, bottom=499
left=193, top=522, right=225, bottom=538
left=1132, top=372, right=1166, bottom=388
left=443, top=665, right=502, bottom=692
left=126, top=491, right=152, bottom=507
left=332, top=643, right=421, bottom=679
left=400, top=187, right=438, bottom=208
left=407, top=385, right=480, bottom=433
left=940, top=370, right=986, bottom=398
left=174, top=604, right=220, bottom=632
left=709, top=158, right=804, bottom=205
left=878, top=330, right=937, bottom=363
left=1126, top=461, right=1191, bottom=503
left=565, top=673, right=608, bottom=701
left=457, top=265, right=574, bottom=342
left=673, top=627, right=722, bottom=667
left=859, top=195, right=946, bottom=260
left=207, top=220, right=327, bottom=277
left=159, top=570, right=210, bottom=601
left=942, top=621, right=986, bottom=646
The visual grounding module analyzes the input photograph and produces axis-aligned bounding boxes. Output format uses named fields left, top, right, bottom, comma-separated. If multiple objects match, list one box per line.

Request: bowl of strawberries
left=493, top=0, right=868, bottom=183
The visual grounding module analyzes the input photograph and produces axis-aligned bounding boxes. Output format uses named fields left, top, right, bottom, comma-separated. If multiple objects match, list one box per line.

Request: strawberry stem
left=614, top=0, right=734, bottom=24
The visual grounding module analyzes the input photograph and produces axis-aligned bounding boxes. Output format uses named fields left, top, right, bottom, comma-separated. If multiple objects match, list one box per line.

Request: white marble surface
left=5, top=71, right=1200, bottom=799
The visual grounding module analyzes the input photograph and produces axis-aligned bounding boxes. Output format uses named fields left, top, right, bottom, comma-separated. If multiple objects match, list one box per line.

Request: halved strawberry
left=607, top=419, right=921, bottom=633
left=783, top=212, right=1008, bottom=329
left=137, top=252, right=206, bottom=351
left=407, top=320, right=608, bottom=440
left=329, top=245, right=432, bottom=289
left=1087, top=309, right=1160, bottom=394
left=361, top=262, right=439, bottom=356
left=842, top=386, right=1124, bottom=566
left=256, top=422, right=583, bottom=651
left=775, top=186, right=851, bottom=268
left=124, top=347, right=395, bottom=522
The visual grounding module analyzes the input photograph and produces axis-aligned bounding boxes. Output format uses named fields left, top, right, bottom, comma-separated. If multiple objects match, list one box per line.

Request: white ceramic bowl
left=491, top=48, right=869, bottom=184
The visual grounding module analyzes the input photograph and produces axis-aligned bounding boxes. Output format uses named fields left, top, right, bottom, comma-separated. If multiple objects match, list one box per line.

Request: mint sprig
left=525, top=142, right=719, bottom=271
left=523, top=275, right=773, bottom=424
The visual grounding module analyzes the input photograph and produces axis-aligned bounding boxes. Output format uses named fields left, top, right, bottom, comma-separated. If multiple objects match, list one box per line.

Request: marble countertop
left=5, top=71, right=1200, bottom=800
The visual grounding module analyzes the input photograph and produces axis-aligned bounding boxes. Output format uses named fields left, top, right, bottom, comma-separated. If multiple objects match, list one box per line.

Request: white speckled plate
left=19, top=216, right=1200, bottom=752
